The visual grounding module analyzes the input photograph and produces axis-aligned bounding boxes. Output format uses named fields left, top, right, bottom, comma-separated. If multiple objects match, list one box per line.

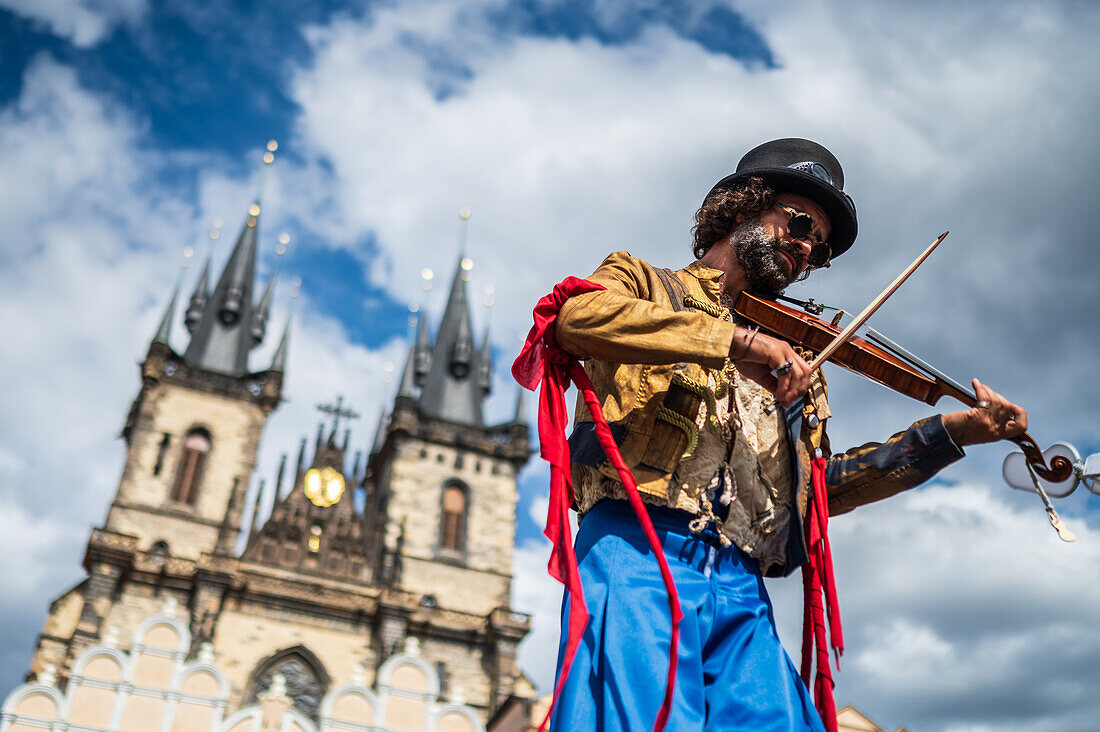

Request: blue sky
left=1, top=2, right=1100, bottom=730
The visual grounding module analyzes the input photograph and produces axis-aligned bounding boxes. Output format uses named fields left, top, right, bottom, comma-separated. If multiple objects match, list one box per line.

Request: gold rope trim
left=653, top=294, right=743, bottom=462
left=656, top=405, right=698, bottom=459
left=670, top=372, right=718, bottom=428
left=683, top=295, right=730, bottom=321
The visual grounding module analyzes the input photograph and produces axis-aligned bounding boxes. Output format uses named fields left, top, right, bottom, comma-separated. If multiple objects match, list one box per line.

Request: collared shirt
left=560, top=251, right=966, bottom=577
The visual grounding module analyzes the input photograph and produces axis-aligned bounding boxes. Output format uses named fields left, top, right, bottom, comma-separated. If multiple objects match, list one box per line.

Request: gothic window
left=171, top=429, right=210, bottom=505
left=246, top=647, right=329, bottom=721
left=440, top=482, right=467, bottom=554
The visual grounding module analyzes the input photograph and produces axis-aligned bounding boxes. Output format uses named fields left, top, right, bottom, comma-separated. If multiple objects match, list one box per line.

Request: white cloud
left=0, top=0, right=149, bottom=48
left=0, top=55, right=187, bottom=523
left=0, top=56, right=194, bottom=692
left=282, top=0, right=1100, bottom=459
left=4, top=2, right=1100, bottom=729
left=0, top=52, right=412, bottom=694
left=0, top=494, right=78, bottom=599
left=276, top=3, right=1100, bottom=728
left=767, top=481, right=1100, bottom=730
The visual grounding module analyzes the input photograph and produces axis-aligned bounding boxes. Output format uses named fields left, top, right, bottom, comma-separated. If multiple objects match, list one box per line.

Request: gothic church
left=2, top=183, right=536, bottom=732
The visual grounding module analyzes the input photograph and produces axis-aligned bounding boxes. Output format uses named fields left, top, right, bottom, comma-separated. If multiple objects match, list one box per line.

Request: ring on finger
left=976, top=400, right=991, bottom=409
left=772, top=360, right=794, bottom=377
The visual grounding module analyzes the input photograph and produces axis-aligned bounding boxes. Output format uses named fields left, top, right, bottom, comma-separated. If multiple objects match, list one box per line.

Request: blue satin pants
left=549, top=500, right=825, bottom=731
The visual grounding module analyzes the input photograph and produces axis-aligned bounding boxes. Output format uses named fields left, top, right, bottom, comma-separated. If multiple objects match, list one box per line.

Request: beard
left=728, top=219, right=805, bottom=297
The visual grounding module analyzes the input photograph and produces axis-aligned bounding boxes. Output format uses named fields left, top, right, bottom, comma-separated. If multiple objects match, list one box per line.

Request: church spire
left=475, top=327, right=492, bottom=396
left=152, top=278, right=180, bottom=346
left=512, top=385, right=527, bottom=425
left=413, top=313, right=431, bottom=386
left=180, top=202, right=259, bottom=375
left=270, top=316, right=291, bottom=373
left=397, top=343, right=417, bottom=398
left=450, top=286, right=474, bottom=377
left=417, top=254, right=485, bottom=426
left=184, top=256, right=211, bottom=333
left=182, top=144, right=276, bottom=377
left=251, top=270, right=275, bottom=347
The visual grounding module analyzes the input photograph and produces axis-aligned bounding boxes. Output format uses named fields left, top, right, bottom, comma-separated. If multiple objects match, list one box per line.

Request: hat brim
left=708, top=167, right=858, bottom=258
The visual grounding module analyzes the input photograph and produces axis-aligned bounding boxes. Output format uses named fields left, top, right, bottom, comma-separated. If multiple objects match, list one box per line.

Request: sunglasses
left=773, top=203, right=832, bottom=268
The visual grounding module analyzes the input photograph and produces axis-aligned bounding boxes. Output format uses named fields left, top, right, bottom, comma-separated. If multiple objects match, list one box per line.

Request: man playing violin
left=545, top=138, right=1027, bottom=731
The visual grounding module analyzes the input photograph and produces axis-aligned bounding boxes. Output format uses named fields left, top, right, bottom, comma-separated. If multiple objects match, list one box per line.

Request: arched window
left=245, top=646, right=329, bottom=721
left=171, top=429, right=210, bottom=505
left=440, top=482, right=467, bottom=554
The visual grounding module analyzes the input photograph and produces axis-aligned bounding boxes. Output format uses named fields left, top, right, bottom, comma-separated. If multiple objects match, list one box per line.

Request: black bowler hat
left=707, top=138, right=858, bottom=257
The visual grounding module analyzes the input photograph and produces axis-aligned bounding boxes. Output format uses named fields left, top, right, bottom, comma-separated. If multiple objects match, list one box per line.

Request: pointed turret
left=247, top=479, right=266, bottom=546
left=513, top=385, right=527, bottom=425
left=418, top=259, right=485, bottom=425
left=252, top=271, right=276, bottom=346
left=184, top=257, right=211, bottom=333
left=292, top=437, right=307, bottom=498
left=475, top=328, right=492, bottom=396
left=271, top=318, right=290, bottom=373
left=153, top=280, right=180, bottom=346
left=450, top=301, right=474, bottom=377
left=182, top=200, right=263, bottom=376
left=397, top=344, right=417, bottom=397
left=273, top=453, right=287, bottom=498
left=413, top=314, right=431, bottom=385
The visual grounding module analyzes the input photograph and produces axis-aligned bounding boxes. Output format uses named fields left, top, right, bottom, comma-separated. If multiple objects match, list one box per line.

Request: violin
left=733, top=290, right=1074, bottom=483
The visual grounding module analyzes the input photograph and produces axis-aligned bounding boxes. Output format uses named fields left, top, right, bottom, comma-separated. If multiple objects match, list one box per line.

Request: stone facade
left=109, top=348, right=275, bottom=560
left=3, top=602, right=486, bottom=732
left=7, top=199, right=536, bottom=730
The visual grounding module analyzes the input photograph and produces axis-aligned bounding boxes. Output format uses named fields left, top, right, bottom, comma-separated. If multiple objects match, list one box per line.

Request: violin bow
left=807, top=231, right=949, bottom=372
left=802, top=229, right=1076, bottom=538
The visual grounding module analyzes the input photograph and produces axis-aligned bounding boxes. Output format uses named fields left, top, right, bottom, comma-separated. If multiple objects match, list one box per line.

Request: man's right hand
left=729, top=326, right=812, bottom=407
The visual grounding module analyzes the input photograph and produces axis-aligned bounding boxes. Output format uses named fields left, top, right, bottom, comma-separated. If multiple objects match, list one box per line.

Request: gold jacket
left=555, top=251, right=964, bottom=576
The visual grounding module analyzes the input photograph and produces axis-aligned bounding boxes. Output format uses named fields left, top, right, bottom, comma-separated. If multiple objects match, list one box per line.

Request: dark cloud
left=3, top=3, right=1100, bottom=732
left=490, top=0, right=775, bottom=66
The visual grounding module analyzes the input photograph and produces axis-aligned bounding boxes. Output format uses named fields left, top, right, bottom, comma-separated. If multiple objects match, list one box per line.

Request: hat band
left=787, top=161, right=834, bottom=186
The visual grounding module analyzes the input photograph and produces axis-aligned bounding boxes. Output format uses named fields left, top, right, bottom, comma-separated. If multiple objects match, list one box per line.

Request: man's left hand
left=941, top=379, right=1028, bottom=447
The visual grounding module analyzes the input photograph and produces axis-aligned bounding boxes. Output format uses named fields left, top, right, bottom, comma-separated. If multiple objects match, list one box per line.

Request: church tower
left=363, top=255, right=532, bottom=711
left=12, top=183, right=536, bottom=730
left=28, top=178, right=288, bottom=680
left=108, top=196, right=283, bottom=561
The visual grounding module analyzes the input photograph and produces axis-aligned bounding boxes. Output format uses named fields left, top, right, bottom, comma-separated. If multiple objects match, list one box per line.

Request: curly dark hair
left=691, top=176, right=776, bottom=259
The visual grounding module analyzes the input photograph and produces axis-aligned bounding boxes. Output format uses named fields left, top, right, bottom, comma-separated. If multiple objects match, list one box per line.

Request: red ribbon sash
left=801, top=456, right=844, bottom=732
left=512, top=277, right=682, bottom=732
left=514, top=278, right=841, bottom=731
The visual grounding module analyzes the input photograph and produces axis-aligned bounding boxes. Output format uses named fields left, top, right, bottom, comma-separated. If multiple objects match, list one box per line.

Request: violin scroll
left=1014, top=436, right=1075, bottom=484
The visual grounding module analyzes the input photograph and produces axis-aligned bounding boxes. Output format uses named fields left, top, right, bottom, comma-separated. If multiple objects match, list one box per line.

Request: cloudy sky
left=1, top=1, right=1099, bottom=730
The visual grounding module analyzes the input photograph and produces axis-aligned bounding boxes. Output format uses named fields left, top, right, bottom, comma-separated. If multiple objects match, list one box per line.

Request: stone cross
left=316, top=395, right=360, bottom=435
